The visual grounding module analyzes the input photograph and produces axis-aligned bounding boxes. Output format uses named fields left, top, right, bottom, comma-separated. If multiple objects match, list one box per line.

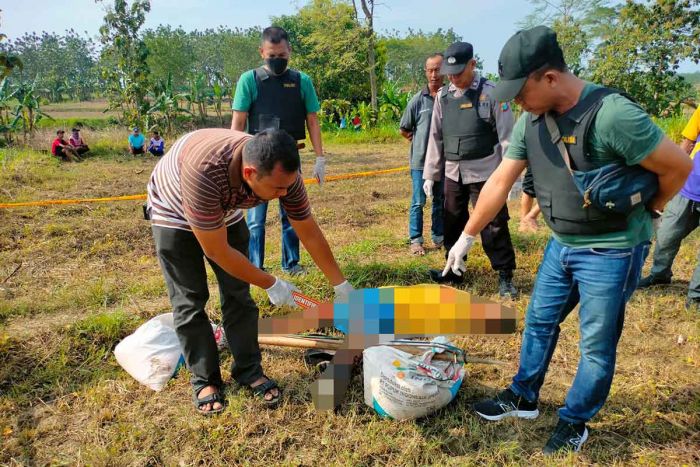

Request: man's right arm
left=399, top=93, right=418, bottom=141
left=231, top=72, right=253, bottom=131
left=232, top=111, right=248, bottom=131
left=639, top=136, right=693, bottom=212
left=191, top=224, right=275, bottom=289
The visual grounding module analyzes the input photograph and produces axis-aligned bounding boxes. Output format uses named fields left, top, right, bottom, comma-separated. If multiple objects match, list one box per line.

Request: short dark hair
left=243, top=129, right=300, bottom=178
left=57, top=130, right=64, bottom=135
left=262, top=26, right=289, bottom=46
left=153, top=130, right=159, bottom=135
left=529, top=57, right=568, bottom=81
left=427, top=52, right=444, bottom=61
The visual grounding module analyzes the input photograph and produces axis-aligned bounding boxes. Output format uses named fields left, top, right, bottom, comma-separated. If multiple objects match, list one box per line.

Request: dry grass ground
left=0, top=133, right=698, bottom=465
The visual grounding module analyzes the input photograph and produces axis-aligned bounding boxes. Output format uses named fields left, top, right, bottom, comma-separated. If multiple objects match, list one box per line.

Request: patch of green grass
left=36, top=116, right=117, bottom=131
left=0, top=130, right=698, bottom=465
left=321, top=124, right=404, bottom=145
left=654, top=114, right=688, bottom=143
left=0, top=310, right=138, bottom=405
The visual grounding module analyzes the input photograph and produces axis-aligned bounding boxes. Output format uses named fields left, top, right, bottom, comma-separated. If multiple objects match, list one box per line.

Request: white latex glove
left=423, top=179, right=434, bottom=199
left=312, top=156, right=326, bottom=185
left=442, top=232, right=476, bottom=277
left=265, top=277, right=300, bottom=307
left=333, top=280, right=355, bottom=302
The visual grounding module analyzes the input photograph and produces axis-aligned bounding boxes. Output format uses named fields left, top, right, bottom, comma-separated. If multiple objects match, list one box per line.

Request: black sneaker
left=543, top=419, right=589, bottom=455
left=498, top=271, right=519, bottom=299
left=473, top=388, right=539, bottom=421
left=637, top=274, right=671, bottom=288
left=429, top=268, right=464, bottom=284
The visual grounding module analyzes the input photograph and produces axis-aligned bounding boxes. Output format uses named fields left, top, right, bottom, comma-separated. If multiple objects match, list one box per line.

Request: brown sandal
left=410, top=243, right=425, bottom=256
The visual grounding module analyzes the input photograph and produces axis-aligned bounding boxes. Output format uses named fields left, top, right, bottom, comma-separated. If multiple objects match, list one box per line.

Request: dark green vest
left=248, top=67, right=306, bottom=141
left=525, top=87, right=628, bottom=235
left=441, top=78, right=499, bottom=161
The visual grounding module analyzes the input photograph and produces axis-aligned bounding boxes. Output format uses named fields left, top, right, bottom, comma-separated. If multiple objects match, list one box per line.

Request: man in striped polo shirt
left=147, top=128, right=353, bottom=414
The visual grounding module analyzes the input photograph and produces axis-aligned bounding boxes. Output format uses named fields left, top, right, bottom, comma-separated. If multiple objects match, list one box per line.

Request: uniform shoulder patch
left=501, top=102, right=509, bottom=111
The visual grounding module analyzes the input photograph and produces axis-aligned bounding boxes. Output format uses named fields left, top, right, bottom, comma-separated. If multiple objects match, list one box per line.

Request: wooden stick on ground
left=257, top=335, right=505, bottom=365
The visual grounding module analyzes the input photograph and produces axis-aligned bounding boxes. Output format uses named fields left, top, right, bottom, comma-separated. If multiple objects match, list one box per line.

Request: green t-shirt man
left=232, top=69, right=321, bottom=115
left=506, top=82, right=664, bottom=248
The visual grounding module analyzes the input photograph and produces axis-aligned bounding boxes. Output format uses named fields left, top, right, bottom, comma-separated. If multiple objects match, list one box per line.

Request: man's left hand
left=313, top=156, right=326, bottom=185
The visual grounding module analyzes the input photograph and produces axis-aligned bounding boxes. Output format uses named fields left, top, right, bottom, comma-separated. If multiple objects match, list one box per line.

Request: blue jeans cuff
left=509, top=382, right=536, bottom=404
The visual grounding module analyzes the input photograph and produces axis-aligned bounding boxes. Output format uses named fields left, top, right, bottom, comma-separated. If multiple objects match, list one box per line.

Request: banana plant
left=147, top=72, right=191, bottom=134
left=211, top=78, right=229, bottom=127
left=182, top=73, right=210, bottom=122
left=352, top=101, right=373, bottom=130
left=0, top=78, right=20, bottom=144
left=11, top=77, right=52, bottom=142
left=378, top=80, right=410, bottom=124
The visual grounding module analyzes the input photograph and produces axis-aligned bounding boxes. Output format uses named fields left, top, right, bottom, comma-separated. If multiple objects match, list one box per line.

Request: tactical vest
left=525, top=87, right=629, bottom=235
left=248, top=67, right=306, bottom=141
left=441, top=78, right=499, bottom=161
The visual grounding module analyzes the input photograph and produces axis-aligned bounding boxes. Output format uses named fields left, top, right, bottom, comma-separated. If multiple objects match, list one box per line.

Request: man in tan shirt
left=422, top=41, right=517, bottom=298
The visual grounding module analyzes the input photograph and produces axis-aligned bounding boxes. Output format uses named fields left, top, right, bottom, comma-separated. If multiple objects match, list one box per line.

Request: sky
left=3, top=0, right=699, bottom=74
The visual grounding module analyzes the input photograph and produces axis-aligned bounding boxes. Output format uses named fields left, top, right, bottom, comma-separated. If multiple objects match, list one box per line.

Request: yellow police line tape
left=0, top=165, right=410, bottom=209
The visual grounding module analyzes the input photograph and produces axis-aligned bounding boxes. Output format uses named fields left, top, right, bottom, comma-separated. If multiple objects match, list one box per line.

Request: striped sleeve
left=280, top=174, right=311, bottom=220
left=180, top=160, right=226, bottom=230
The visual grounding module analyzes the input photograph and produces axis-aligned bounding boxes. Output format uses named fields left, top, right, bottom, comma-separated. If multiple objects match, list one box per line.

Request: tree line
left=1, top=0, right=699, bottom=141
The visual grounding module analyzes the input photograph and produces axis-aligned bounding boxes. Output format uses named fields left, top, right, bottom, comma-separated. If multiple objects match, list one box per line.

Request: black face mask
left=265, top=57, right=288, bottom=76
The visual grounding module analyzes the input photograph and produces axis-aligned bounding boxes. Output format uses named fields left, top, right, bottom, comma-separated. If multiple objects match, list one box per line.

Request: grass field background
left=0, top=121, right=698, bottom=465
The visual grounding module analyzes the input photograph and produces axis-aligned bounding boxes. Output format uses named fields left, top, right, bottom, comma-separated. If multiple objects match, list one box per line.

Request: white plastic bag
left=114, top=313, right=185, bottom=391
left=363, top=337, right=466, bottom=420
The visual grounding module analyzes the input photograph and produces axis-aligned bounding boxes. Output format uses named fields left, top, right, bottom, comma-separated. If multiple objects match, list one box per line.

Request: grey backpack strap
left=544, top=113, right=573, bottom=174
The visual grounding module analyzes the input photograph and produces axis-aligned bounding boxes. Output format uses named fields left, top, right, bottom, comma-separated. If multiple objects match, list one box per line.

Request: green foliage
left=97, top=0, right=152, bottom=127
left=653, top=113, right=688, bottom=143
left=681, top=71, right=700, bottom=86
left=381, top=28, right=461, bottom=91
left=1, top=30, right=98, bottom=101
left=143, top=25, right=196, bottom=89
left=377, top=80, right=411, bottom=125
left=521, top=1, right=614, bottom=76
left=319, top=98, right=352, bottom=129
left=0, top=10, right=23, bottom=89
left=522, top=0, right=700, bottom=117
left=273, top=0, right=380, bottom=102
left=11, top=77, right=53, bottom=141
left=0, top=78, right=20, bottom=144
left=321, top=122, right=403, bottom=144
left=589, top=0, right=700, bottom=116
left=147, top=72, right=191, bottom=134
left=143, top=25, right=261, bottom=91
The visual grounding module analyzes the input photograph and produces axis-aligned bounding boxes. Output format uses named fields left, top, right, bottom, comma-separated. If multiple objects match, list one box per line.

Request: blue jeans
left=409, top=169, right=444, bottom=245
left=510, top=237, right=649, bottom=424
left=246, top=202, right=300, bottom=272
left=649, top=194, right=700, bottom=300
